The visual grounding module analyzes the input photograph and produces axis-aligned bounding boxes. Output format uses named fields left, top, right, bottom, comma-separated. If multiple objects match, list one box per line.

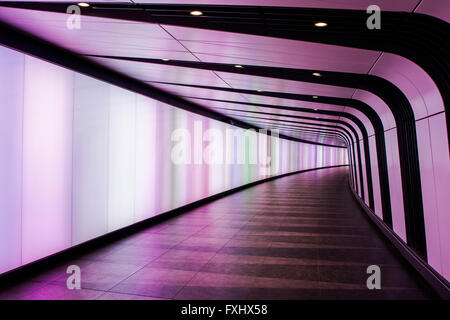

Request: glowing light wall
left=0, top=46, right=348, bottom=275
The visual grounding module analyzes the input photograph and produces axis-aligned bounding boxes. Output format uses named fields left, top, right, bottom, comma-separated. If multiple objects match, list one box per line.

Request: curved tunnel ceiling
left=0, top=0, right=448, bottom=260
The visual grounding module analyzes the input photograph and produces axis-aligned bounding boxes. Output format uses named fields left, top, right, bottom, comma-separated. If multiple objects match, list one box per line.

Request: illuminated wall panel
left=353, top=141, right=361, bottom=197
left=359, top=140, right=369, bottom=205
left=369, top=136, right=382, bottom=218
left=172, top=108, right=191, bottom=208
left=21, top=56, right=73, bottom=264
left=134, top=95, right=158, bottom=221
left=0, top=46, right=23, bottom=274
left=428, top=114, right=450, bottom=280
left=385, top=129, right=407, bottom=241
left=72, top=74, right=110, bottom=244
left=156, top=106, right=175, bottom=214
left=107, top=86, right=136, bottom=232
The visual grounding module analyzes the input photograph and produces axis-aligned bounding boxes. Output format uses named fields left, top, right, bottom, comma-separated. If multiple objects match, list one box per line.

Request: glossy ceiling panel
left=0, top=8, right=196, bottom=60
left=163, top=25, right=380, bottom=72
left=370, top=53, right=445, bottom=119
left=343, top=107, right=375, bottom=136
left=416, top=0, right=450, bottom=22
left=353, top=90, right=396, bottom=130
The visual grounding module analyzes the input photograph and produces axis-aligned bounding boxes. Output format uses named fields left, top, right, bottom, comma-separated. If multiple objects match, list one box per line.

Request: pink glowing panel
left=136, top=0, right=418, bottom=11
left=358, top=140, right=369, bottom=204
left=187, top=113, right=211, bottom=200
left=384, top=129, right=407, bottom=241
left=164, top=26, right=380, bottom=72
left=370, top=53, right=445, bottom=118
left=416, top=118, right=441, bottom=274
left=72, top=74, right=110, bottom=245
left=0, top=8, right=195, bottom=61
left=21, top=56, right=73, bottom=264
left=353, top=89, right=396, bottom=130
left=154, top=105, right=175, bottom=214
left=171, top=107, right=192, bottom=208
left=369, top=136, right=382, bottom=218
left=134, top=95, right=158, bottom=221
left=428, top=114, right=450, bottom=281
left=352, top=141, right=361, bottom=196
left=206, top=119, right=226, bottom=194
left=0, top=46, right=23, bottom=274
left=108, top=86, right=137, bottom=232
left=416, top=0, right=450, bottom=22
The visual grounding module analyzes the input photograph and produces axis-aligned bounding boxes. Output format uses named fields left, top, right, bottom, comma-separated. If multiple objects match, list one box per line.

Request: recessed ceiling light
left=234, top=64, right=244, bottom=68
left=312, top=95, right=318, bottom=99
left=312, top=72, right=322, bottom=77
left=257, top=89, right=263, bottom=92
left=161, top=58, right=170, bottom=61
left=77, top=2, right=90, bottom=7
left=314, top=22, right=328, bottom=27
left=314, top=108, right=319, bottom=111
left=190, top=10, right=203, bottom=16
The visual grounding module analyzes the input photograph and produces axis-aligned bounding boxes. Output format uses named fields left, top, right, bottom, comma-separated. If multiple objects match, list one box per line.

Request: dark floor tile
left=201, top=262, right=263, bottom=277
left=258, top=264, right=320, bottom=281
left=110, top=283, right=184, bottom=299
left=148, top=260, right=207, bottom=272
left=318, top=265, right=421, bottom=289
left=175, top=286, right=251, bottom=300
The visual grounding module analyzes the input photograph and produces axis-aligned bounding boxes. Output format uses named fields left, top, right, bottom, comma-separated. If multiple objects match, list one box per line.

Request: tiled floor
left=0, top=167, right=435, bottom=299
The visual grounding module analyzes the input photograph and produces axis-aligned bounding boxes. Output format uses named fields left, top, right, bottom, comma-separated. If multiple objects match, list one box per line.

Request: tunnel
left=0, top=1, right=449, bottom=302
